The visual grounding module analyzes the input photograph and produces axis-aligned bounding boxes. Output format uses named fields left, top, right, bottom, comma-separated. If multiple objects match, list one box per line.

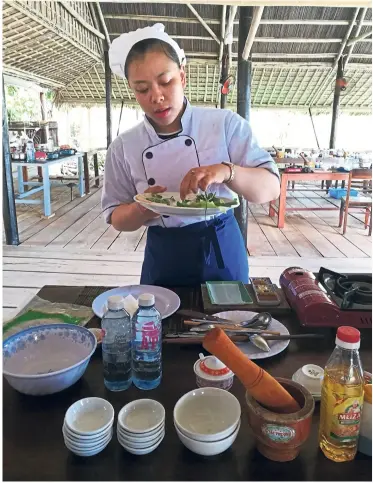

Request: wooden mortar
left=245, top=377, right=315, bottom=462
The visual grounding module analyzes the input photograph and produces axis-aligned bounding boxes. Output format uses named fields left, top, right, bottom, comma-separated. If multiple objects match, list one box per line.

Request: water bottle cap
left=107, top=295, right=125, bottom=310
left=138, top=293, right=155, bottom=307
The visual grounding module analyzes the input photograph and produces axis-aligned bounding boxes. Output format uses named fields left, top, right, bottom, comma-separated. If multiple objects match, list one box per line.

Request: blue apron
left=140, top=211, right=249, bottom=287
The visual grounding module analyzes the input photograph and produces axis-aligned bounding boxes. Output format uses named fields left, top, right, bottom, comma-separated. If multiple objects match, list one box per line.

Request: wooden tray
left=201, top=284, right=291, bottom=315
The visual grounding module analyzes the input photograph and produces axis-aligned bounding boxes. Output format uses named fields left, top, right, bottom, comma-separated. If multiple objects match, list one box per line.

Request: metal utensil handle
left=163, top=335, right=249, bottom=344
left=184, top=320, right=241, bottom=328
left=184, top=321, right=280, bottom=335
left=262, top=334, right=325, bottom=340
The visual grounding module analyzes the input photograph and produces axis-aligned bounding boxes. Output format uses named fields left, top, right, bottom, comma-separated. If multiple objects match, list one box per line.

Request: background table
left=12, top=153, right=85, bottom=217
left=269, top=171, right=350, bottom=228
left=3, top=285, right=372, bottom=481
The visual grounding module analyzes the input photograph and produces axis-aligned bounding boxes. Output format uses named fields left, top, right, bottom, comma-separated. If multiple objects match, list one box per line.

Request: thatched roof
left=2, top=1, right=372, bottom=113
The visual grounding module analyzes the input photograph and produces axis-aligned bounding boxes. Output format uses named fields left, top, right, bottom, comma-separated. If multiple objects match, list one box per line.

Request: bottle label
left=330, top=396, right=364, bottom=442
left=140, top=322, right=160, bottom=350
left=262, top=424, right=295, bottom=443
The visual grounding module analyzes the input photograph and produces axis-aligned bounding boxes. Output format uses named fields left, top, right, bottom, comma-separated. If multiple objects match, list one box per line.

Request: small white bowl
left=174, top=387, right=241, bottom=442
left=117, top=422, right=164, bottom=440
left=67, top=438, right=111, bottom=457
left=63, top=422, right=110, bottom=441
left=292, top=364, right=324, bottom=398
left=117, top=399, right=165, bottom=434
left=65, top=430, right=113, bottom=451
left=118, top=430, right=165, bottom=449
left=63, top=426, right=112, bottom=449
left=175, top=420, right=240, bottom=456
left=118, top=433, right=164, bottom=455
left=65, top=397, right=114, bottom=436
left=117, top=423, right=164, bottom=444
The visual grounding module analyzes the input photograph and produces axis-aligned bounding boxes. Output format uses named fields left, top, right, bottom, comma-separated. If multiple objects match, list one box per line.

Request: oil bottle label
left=330, top=396, right=364, bottom=442
left=262, top=424, right=295, bottom=443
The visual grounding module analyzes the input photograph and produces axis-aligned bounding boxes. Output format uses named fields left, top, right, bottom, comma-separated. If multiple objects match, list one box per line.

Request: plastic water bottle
left=101, top=295, right=132, bottom=391
left=26, top=139, right=35, bottom=162
left=132, top=293, right=162, bottom=390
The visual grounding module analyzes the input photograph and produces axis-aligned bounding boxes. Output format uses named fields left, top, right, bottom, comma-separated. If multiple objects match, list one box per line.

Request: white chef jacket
left=101, top=99, right=279, bottom=228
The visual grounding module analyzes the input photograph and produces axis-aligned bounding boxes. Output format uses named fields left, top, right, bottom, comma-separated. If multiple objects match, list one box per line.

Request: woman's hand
left=138, top=185, right=167, bottom=219
left=180, top=164, right=230, bottom=200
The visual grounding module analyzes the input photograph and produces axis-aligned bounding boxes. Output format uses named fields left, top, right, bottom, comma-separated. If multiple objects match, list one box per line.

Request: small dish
left=118, top=432, right=164, bottom=455
left=65, top=397, right=114, bottom=436
left=117, top=424, right=164, bottom=444
left=63, top=426, right=112, bottom=448
left=117, top=399, right=165, bottom=434
left=174, top=387, right=241, bottom=442
left=63, top=422, right=109, bottom=441
left=292, top=364, right=324, bottom=399
left=117, top=429, right=165, bottom=449
left=64, top=430, right=112, bottom=451
left=67, top=438, right=111, bottom=457
left=175, top=420, right=240, bottom=456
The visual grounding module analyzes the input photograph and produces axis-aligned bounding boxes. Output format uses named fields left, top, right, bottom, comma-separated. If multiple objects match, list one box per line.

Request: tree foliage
left=5, top=86, right=54, bottom=122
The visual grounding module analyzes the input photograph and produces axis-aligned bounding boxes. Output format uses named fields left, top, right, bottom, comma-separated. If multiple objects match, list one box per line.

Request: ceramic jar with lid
left=193, top=353, right=234, bottom=391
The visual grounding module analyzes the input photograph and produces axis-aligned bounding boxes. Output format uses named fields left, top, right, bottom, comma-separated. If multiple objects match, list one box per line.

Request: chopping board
left=201, top=284, right=291, bottom=316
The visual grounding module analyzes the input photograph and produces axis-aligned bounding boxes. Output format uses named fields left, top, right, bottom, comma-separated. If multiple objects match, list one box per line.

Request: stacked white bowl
left=174, top=387, right=241, bottom=456
left=117, top=399, right=165, bottom=455
left=63, top=397, right=114, bottom=457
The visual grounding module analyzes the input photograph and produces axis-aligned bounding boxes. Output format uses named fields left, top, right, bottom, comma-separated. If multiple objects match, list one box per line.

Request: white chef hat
left=109, top=23, right=186, bottom=79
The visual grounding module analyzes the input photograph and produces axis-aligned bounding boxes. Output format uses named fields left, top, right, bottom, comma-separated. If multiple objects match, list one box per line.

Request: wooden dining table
left=3, top=285, right=372, bottom=481
left=269, top=171, right=350, bottom=228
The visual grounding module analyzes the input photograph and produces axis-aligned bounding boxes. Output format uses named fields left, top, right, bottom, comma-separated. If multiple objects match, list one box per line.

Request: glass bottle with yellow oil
left=319, top=326, right=365, bottom=462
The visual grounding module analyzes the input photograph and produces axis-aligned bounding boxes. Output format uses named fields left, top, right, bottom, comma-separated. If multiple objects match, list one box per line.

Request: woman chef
left=102, top=24, right=280, bottom=287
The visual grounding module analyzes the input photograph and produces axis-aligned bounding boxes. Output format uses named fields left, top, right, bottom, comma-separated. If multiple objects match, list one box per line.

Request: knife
left=177, top=310, right=237, bottom=324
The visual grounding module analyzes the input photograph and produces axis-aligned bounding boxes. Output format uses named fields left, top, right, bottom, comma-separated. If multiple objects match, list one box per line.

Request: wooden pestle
left=203, top=328, right=300, bottom=414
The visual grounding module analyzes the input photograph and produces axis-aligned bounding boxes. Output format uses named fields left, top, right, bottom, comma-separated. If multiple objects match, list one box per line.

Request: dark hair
left=124, top=39, right=181, bottom=78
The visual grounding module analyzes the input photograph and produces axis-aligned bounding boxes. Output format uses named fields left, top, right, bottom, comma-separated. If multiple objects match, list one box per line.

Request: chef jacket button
left=146, top=152, right=153, bottom=159
left=185, top=139, right=192, bottom=147
left=148, top=178, right=155, bottom=186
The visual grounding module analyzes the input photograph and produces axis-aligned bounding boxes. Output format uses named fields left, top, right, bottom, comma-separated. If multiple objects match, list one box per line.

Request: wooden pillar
left=329, top=57, right=344, bottom=149
left=2, top=79, right=19, bottom=245
left=104, top=51, right=112, bottom=148
left=234, top=6, right=253, bottom=242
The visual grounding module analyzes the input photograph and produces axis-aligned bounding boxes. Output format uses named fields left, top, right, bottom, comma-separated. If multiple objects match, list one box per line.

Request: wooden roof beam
left=95, top=2, right=111, bottom=48
left=242, top=6, right=264, bottom=60
left=108, top=33, right=372, bottom=44
left=186, top=4, right=220, bottom=44
left=345, top=8, right=368, bottom=67
left=58, top=1, right=105, bottom=40
left=347, top=29, right=372, bottom=46
left=102, top=14, right=371, bottom=27
left=186, top=52, right=372, bottom=59
left=308, top=7, right=360, bottom=106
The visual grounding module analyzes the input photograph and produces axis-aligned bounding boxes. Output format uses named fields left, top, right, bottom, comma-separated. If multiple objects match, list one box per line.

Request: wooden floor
left=3, top=181, right=371, bottom=322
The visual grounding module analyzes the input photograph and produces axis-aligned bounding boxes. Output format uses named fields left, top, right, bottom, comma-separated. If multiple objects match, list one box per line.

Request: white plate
left=214, top=311, right=290, bottom=360
left=92, top=285, right=180, bottom=319
left=134, top=192, right=239, bottom=217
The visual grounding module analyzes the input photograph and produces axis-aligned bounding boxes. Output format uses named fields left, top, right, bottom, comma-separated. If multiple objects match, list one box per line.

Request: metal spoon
left=241, top=312, right=272, bottom=329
